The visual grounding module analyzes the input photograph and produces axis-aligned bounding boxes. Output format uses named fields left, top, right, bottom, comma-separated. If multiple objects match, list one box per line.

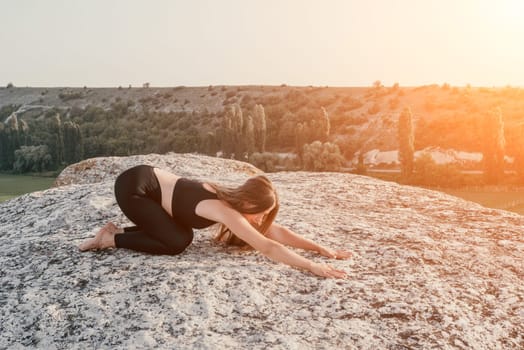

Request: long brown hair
left=211, top=175, right=279, bottom=248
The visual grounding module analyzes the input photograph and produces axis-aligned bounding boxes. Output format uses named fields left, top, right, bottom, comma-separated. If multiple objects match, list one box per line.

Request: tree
left=372, top=80, right=384, bottom=97
left=0, top=114, right=21, bottom=170
left=321, top=107, right=330, bottom=141
left=63, top=121, right=84, bottom=164
left=294, top=123, right=307, bottom=159
left=398, top=107, right=414, bottom=180
left=0, top=122, right=7, bottom=169
left=19, top=119, right=30, bottom=146
left=252, top=104, right=267, bottom=152
left=231, top=104, right=244, bottom=157
left=355, top=152, right=367, bottom=175
left=513, top=125, right=524, bottom=184
left=278, top=113, right=296, bottom=148
left=47, top=114, right=64, bottom=167
left=244, top=115, right=255, bottom=156
left=373, top=80, right=383, bottom=89
left=220, top=110, right=234, bottom=158
left=221, top=103, right=245, bottom=159
left=482, top=107, right=505, bottom=184
left=202, top=131, right=218, bottom=156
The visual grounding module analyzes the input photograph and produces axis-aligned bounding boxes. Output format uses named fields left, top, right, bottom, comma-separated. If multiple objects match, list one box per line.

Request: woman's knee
left=166, top=231, right=194, bottom=255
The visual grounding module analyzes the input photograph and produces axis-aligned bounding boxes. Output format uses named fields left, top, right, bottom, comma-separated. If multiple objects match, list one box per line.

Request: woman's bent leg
left=114, top=195, right=193, bottom=255
left=114, top=166, right=193, bottom=255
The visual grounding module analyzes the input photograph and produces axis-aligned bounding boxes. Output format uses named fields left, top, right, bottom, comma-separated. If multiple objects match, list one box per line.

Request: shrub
left=248, top=152, right=298, bottom=172
left=225, top=91, right=237, bottom=99
left=59, top=91, right=84, bottom=101
left=368, top=103, right=380, bottom=115
left=302, top=141, right=345, bottom=171
left=248, top=152, right=277, bottom=172
left=241, top=94, right=253, bottom=104
left=411, top=153, right=466, bottom=187
left=389, top=97, right=400, bottom=109
left=13, top=145, right=53, bottom=173
left=340, top=96, right=364, bottom=111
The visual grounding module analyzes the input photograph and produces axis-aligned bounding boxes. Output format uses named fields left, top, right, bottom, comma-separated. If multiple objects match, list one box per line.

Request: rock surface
left=1, top=153, right=523, bottom=349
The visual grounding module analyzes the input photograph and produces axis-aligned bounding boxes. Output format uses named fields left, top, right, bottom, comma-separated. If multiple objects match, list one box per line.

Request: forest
left=1, top=83, right=523, bottom=187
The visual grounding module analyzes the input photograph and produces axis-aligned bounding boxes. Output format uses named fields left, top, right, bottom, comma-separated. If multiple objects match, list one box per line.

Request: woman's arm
left=227, top=215, right=346, bottom=278
left=197, top=201, right=347, bottom=278
left=266, top=223, right=352, bottom=260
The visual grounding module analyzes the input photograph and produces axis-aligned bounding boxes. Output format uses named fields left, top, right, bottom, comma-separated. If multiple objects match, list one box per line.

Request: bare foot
left=78, top=222, right=120, bottom=251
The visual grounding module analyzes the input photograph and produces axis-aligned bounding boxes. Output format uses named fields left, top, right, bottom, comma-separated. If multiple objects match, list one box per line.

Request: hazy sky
left=1, top=0, right=523, bottom=87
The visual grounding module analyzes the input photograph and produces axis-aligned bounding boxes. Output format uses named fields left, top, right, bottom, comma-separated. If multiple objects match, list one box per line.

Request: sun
left=493, top=0, right=524, bottom=28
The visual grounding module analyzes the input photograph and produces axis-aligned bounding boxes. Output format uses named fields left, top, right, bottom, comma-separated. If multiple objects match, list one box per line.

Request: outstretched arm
left=197, top=201, right=347, bottom=278
left=266, top=223, right=352, bottom=260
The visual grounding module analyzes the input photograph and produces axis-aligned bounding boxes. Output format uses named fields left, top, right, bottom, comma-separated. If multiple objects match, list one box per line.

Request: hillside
left=2, top=84, right=524, bottom=159
left=1, top=153, right=523, bottom=349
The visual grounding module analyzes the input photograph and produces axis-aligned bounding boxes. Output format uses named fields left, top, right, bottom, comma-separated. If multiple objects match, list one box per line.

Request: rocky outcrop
left=53, top=153, right=261, bottom=187
left=1, top=153, right=523, bottom=349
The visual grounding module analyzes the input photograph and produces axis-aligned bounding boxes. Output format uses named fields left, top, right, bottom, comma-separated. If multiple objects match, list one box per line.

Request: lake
left=0, top=174, right=56, bottom=203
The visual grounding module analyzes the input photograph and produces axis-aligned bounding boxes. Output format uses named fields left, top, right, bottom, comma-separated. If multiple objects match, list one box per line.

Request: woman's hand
left=310, top=262, right=347, bottom=279
left=319, top=247, right=352, bottom=260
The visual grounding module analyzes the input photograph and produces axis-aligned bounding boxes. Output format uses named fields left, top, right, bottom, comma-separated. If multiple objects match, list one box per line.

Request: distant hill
left=1, top=83, right=524, bottom=163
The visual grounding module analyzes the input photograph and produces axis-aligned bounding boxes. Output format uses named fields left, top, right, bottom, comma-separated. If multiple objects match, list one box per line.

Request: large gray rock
left=53, top=152, right=261, bottom=187
left=1, top=153, right=523, bottom=349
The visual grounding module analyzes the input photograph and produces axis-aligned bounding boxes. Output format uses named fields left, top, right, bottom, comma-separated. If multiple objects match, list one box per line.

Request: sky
left=1, top=0, right=523, bottom=88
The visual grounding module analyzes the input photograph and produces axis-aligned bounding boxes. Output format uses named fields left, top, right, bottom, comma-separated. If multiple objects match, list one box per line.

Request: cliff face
left=1, top=153, right=523, bottom=349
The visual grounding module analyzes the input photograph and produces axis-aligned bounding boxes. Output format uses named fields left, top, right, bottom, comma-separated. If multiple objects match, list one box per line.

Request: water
left=0, top=174, right=55, bottom=203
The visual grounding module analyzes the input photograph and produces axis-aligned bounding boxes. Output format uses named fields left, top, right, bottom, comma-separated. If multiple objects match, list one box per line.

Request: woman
left=79, top=165, right=351, bottom=278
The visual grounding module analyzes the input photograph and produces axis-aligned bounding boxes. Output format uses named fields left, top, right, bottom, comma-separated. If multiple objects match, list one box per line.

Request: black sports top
left=171, top=178, right=218, bottom=229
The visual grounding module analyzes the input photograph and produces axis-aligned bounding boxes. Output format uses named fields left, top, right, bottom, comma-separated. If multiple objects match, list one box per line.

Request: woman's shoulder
left=194, top=193, right=235, bottom=222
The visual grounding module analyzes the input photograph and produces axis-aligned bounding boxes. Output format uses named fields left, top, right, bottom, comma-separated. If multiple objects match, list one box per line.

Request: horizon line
left=3, top=83, right=524, bottom=89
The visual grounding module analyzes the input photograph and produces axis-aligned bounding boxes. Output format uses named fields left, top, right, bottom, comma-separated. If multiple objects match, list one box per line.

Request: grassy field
left=0, top=174, right=56, bottom=203
left=365, top=170, right=524, bottom=215
left=439, top=188, right=524, bottom=215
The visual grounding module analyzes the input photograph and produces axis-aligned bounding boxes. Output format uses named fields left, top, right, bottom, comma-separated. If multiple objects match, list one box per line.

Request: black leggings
left=113, top=165, right=193, bottom=255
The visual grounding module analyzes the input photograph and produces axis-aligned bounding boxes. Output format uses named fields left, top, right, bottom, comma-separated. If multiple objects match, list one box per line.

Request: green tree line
left=0, top=98, right=343, bottom=174
left=0, top=110, right=84, bottom=173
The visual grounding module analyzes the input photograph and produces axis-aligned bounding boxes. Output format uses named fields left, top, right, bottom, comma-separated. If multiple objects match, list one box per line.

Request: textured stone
left=1, top=153, right=523, bottom=349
